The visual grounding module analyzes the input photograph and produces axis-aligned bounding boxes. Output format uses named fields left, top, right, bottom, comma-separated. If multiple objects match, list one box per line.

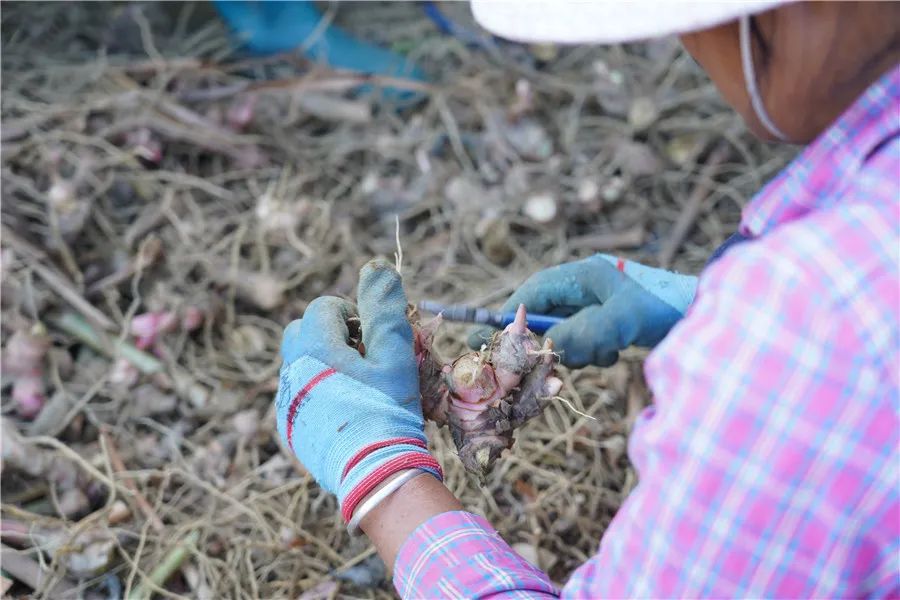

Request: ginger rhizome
left=412, top=304, right=563, bottom=478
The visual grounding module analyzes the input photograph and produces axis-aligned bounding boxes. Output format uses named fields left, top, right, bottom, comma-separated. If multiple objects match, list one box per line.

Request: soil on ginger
left=0, top=2, right=793, bottom=598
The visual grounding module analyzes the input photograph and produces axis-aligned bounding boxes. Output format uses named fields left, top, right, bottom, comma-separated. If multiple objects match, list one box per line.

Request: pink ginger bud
left=12, top=376, right=45, bottom=419
left=130, top=311, right=177, bottom=350
left=226, top=95, right=257, bottom=131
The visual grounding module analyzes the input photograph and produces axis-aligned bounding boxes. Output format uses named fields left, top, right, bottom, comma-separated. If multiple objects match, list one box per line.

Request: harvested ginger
left=412, top=304, right=563, bottom=478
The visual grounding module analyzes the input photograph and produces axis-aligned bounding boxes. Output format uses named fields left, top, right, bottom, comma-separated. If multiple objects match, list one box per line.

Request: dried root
left=411, top=305, right=562, bottom=478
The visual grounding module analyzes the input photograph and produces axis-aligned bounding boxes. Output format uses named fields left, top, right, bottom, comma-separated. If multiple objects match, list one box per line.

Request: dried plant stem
left=100, top=428, right=165, bottom=533
left=48, top=312, right=163, bottom=374
left=126, top=530, right=200, bottom=600
left=0, top=544, right=80, bottom=598
left=658, top=143, right=731, bottom=268
left=2, top=227, right=116, bottom=330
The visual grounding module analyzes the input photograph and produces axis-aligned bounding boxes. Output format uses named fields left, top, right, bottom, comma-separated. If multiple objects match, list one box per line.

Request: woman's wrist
left=347, top=469, right=423, bottom=535
left=359, top=469, right=463, bottom=573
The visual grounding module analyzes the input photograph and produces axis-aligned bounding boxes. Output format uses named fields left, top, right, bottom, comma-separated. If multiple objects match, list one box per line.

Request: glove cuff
left=339, top=442, right=442, bottom=523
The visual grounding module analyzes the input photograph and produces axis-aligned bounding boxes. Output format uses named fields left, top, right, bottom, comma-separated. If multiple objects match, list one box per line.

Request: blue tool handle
left=498, top=312, right=565, bottom=334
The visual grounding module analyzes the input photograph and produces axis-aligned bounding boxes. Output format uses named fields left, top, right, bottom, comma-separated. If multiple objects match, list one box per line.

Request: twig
left=123, top=189, right=175, bottom=248
left=435, top=94, right=477, bottom=173
left=567, top=224, right=646, bottom=252
left=99, top=428, right=165, bottom=534
left=134, top=171, right=235, bottom=202
left=26, top=435, right=121, bottom=492
left=3, top=484, right=50, bottom=506
left=48, top=312, right=164, bottom=374
left=2, top=226, right=116, bottom=330
left=247, top=71, right=433, bottom=96
left=1, top=113, right=62, bottom=142
left=97, top=114, right=255, bottom=162
left=126, top=529, right=200, bottom=600
left=0, top=545, right=80, bottom=598
left=178, top=70, right=433, bottom=104
left=295, top=93, right=372, bottom=123
left=113, top=57, right=204, bottom=75
left=657, top=143, right=731, bottom=268
left=177, top=82, right=250, bottom=103
left=87, top=234, right=163, bottom=295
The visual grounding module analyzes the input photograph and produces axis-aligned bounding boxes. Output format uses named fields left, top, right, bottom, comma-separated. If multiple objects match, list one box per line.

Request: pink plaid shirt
left=394, top=65, right=900, bottom=599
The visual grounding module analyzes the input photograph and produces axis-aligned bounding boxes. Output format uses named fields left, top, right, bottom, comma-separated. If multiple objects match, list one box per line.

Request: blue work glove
left=275, top=259, right=441, bottom=523
left=213, top=1, right=425, bottom=94
left=468, top=254, right=698, bottom=368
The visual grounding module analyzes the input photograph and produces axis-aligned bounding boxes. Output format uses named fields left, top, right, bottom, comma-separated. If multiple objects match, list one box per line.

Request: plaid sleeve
left=561, top=203, right=899, bottom=598
left=393, top=511, right=559, bottom=599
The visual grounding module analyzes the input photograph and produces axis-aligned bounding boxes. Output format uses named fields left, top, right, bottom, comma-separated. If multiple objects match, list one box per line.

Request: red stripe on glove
left=616, top=257, right=625, bottom=272
left=341, top=437, right=428, bottom=481
left=341, top=453, right=443, bottom=523
left=286, top=367, right=336, bottom=452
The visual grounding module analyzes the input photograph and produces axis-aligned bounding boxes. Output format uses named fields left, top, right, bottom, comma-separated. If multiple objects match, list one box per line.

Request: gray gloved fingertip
left=594, top=350, right=620, bottom=368
left=360, top=257, right=400, bottom=280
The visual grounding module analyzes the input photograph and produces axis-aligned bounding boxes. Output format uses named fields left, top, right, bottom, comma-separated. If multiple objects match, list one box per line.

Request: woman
left=275, top=2, right=899, bottom=597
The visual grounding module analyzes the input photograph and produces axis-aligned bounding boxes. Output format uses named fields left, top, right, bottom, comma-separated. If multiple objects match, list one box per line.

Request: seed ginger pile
left=411, top=305, right=563, bottom=478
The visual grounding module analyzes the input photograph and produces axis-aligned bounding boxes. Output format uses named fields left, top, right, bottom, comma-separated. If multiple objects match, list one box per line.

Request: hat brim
left=471, top=1, right=788, bottom=45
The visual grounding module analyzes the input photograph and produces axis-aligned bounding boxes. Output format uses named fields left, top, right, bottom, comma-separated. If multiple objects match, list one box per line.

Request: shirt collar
left=741, top=63, right=900, bottom=237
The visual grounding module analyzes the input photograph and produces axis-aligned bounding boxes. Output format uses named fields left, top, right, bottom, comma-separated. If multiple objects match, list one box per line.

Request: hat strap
left=739, top=15, right=789, bottom=142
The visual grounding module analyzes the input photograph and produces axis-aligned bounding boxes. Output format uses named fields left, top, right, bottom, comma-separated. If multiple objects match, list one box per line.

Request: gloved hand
left=468, top=254, right=698, bottom=368
left=276, top=259, right=441, bottom=523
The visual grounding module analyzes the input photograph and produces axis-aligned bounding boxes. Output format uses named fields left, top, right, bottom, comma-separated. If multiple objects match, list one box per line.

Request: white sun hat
left=471, top=1, right=789, bottom=45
